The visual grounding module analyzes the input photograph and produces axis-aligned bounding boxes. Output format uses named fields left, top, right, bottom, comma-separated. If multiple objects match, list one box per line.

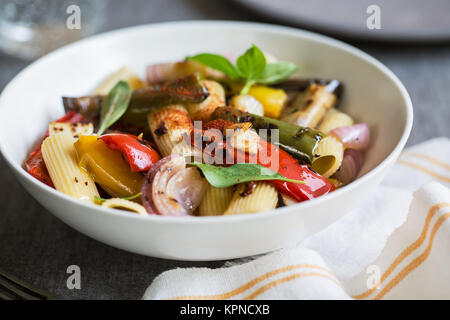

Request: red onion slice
left=331, top=123, right=370, bottom=150
left=166, top=167, right=207, bottom=214
left=141, top=154, right=206, bottom=216
left=332, top=149, right=364, bottom=184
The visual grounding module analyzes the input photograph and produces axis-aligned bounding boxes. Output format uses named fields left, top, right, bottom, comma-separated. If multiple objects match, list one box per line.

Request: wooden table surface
left=0, top=0, right=448, bottom=299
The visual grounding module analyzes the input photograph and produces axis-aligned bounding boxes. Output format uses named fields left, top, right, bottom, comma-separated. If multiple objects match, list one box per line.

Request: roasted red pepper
left=25, top=111, right=85, bottom=187
left=99, top=133, right=161, bottom=172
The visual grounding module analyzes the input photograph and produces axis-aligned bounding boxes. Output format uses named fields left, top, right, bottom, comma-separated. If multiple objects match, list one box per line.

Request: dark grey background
left=0, top=0, right=449, bottom=300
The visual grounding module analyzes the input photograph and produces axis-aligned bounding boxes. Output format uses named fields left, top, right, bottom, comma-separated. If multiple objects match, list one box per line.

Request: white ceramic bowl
left=0, top=21, right=412, bottom=261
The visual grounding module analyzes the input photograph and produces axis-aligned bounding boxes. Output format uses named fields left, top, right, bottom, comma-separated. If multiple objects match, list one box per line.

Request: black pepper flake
left=276, top=193, right=286, bottom=208
left=84, top=182, right=88, bottom=186
left=240, top=181, right=256, bottom=197
left=154, top=121, right=168, bottom=137
left=74, top=177, right=79, bottom=183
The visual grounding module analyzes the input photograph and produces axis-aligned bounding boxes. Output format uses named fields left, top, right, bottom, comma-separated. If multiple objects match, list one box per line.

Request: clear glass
left=0, top=0, right=108, bottom=60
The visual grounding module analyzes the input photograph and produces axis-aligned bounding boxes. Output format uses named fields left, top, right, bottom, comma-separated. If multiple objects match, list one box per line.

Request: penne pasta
left=41, top=132, right=99, bottom=201
left=49, top=122, right=94, bottom=139
left=92, top=66, right=145, bottom=95
left=318, top=108, right=354, bottom=134
left=199, top=184, right=233, bottom=216
left=312, top=135, right=344, bottom=178
left=101, top=198, right=147, bottom=215
left=281, top=83, right=338, bottom=127
left=224, top=182, right=278, bottom=215
left=186, top=80, right=225, bottom=122
left=147, top=104, right=194, bottom=157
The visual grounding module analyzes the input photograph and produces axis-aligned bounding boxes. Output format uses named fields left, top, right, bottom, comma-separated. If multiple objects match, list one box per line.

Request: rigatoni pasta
left=186, top=80, right=225, bottom=122
left=312, top=135, right=344, bottom=178
left=101, top=198, right=147, bottom=215
left=147, top=104, right=194, bottom=156
left=224, top=182, right=278, bottom=215
left=199, top=184, right=233, bottom=216
left=49, top=122, right=94, bottom=139
left=41, top=132, right=99, bottom=201
left=318, top=108, right=354, bottom=134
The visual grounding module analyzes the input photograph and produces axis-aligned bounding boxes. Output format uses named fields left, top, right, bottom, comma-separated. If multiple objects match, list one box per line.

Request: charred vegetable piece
left=63, top=74, right=209, bottom=125
left=99, top=133, right=161, bottom=172
left=74, top=135, right=144, bottom=198
left=280, top=81, right=340, bottom=128
left=210, top=107, right=324, bottom=163
left=273, top=79, right=342, bottom=98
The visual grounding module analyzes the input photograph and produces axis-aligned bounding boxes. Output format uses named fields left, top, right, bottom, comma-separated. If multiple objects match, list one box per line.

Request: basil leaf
left=191, top=162, right=304, bottom=188
left=236, top=44, right=266, bottom=81
left=258, top=62, right=299, bottom=84
left=97, top=81, right=132, bottom=135
left=187, top=53, right=240, bottom=78
left=95, top=192, right=142, bottom=204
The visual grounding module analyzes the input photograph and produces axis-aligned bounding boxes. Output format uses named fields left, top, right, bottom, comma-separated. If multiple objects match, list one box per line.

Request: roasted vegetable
left=248, top=85, right=287, bottom=118
left=63, top=74, right=209, bottom=127
left=74, top=135, right=144, bottom=198
left=273, top=79, right=342, bottom=97
left=280, top=80, right=340, bottom=128
left=99, top=133, right=161, bottom=172
left=210, top=107, right=324, bottom=163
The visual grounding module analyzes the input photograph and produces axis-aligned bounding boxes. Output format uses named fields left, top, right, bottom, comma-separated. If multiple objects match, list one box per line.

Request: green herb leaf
left=190, top=162, right=304, bottom=188
left=187, top=53, right=240, bottom=78
left=258, top=62, right=299, bottom=84
left=97, top=81, right=132, bottom=135
left=186, top=45, right=299, bottom=94
left=95, top=192, right=142, bottom=204
left=236, top=44, right=266, bottom=81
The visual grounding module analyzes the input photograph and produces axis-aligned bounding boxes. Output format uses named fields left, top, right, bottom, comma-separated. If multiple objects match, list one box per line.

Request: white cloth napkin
left=143, top=137, right=450, bottom=300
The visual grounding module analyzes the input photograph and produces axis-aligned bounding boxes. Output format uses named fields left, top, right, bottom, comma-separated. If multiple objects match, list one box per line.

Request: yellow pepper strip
left=249, top=85, right=287, bottom=118
left=74, top=135, right=144, bottom=198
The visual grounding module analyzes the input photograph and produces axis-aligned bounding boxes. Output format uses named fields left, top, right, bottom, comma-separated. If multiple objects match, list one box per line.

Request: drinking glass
left=0, top=0, right=108, bottom=60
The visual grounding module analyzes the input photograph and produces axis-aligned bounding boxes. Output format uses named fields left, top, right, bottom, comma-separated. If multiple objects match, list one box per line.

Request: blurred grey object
left=0, top=0, right=108, bottom=60
left=233, top=0, right=450, bottom=42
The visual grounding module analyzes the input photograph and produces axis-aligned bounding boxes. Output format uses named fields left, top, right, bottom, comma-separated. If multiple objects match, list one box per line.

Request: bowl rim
left=0, top=20, right=413, bottom=225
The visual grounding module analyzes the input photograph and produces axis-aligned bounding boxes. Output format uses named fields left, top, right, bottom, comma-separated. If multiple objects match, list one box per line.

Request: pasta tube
left=281, top=83, right=338, bottom=128
left=186, top=80, right=225, bottom=122
left=224, top=182, right=278, bottom=215
left=93, top=66, right=145, bottom=95
left=49, top=122, right=94, bottom=139
left=147, top=104, right=194, bottom=157
left=199, top=185, right=233, bottom=216
left=318, top=108, right=354, bottom=134
left=101, top=198, right=147, bottom=215
left=41, top=132, right=99, bottom=201
left=311, top=135, right=344, bottom=178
